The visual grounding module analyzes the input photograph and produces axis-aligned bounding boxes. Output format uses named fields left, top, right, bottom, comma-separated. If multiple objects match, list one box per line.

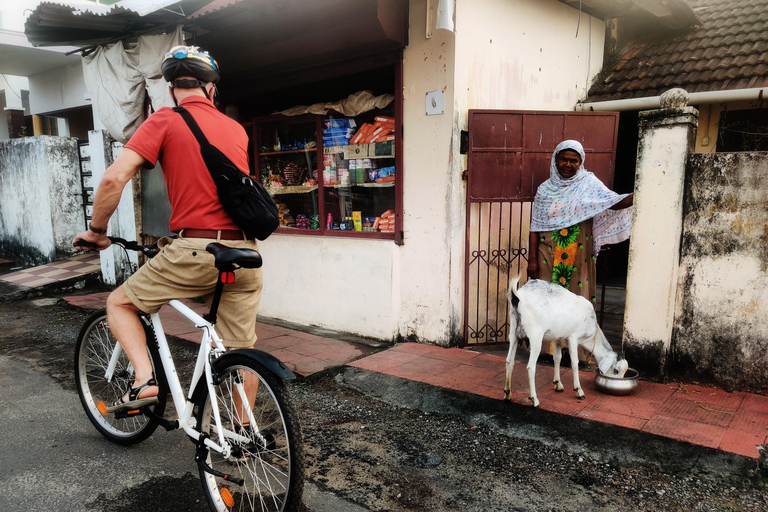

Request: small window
left=717, top=108, right=768, bottom=152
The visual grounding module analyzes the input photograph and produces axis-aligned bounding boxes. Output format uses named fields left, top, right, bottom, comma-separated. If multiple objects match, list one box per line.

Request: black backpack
left=174, top=106, right=279, bottom=241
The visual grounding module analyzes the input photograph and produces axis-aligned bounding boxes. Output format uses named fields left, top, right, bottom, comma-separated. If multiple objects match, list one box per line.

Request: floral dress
left=535, top=218, right=596, bottom=304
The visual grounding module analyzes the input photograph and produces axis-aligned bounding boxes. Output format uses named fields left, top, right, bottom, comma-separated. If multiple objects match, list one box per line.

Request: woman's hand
left=527, top=259, right=539, bottom=280
left=527, top=231, right=540, bottom=280
left=610, top=193, right=634, bottom=210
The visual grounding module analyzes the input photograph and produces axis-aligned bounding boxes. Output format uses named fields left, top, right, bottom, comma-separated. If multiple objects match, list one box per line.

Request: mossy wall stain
left=0, top=136, right=84, bottom=265
left=673, top=152, right=768, bottom=394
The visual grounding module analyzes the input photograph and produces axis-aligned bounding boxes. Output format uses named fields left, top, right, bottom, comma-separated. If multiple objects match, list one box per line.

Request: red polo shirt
left=125, top=96, right=249, bottom=232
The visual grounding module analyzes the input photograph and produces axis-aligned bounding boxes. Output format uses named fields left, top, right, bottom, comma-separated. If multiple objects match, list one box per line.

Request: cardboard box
left=343, top=144, right=370, bottom=159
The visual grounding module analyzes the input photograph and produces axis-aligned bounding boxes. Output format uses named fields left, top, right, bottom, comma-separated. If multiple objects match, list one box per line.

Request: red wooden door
left=464, top=110, right=619, bottom=345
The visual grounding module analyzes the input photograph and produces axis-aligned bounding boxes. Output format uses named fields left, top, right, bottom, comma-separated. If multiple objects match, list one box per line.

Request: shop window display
left=254, top=115, right=321, bottom=230
left=253, top=107, right=398, bottom=238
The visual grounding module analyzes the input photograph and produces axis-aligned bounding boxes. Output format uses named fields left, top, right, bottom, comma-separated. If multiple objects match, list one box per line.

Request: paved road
left=0, top=355, right=197, bottom=511
left=0, top=355, right=367, bottom=512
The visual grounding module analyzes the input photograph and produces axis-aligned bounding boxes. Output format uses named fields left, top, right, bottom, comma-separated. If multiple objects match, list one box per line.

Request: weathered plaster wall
left=398, top=0, right=460, bottom=344
left=672, top=152, right=768, bottom=393
left=0, top=136, right=83, bottom=264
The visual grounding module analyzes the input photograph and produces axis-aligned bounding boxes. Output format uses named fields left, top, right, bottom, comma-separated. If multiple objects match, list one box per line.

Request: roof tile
left=587, top=0, right=768, bottom=102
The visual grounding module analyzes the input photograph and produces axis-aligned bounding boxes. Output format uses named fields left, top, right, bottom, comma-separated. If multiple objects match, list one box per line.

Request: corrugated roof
left=585, top=0, right=768, bottom=102
left=24, top=0, right=210, bottom=48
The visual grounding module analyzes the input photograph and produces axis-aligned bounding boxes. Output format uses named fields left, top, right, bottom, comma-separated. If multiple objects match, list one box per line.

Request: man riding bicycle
left=73, top=46, right=262, bottom=413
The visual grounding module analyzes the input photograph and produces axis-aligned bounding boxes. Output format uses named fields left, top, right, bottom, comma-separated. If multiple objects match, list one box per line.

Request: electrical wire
left=575, top=0, right=582, bottom=38
left=1, top=74, right=23, bottom=101
left=719, top=127, right=768, bottom=137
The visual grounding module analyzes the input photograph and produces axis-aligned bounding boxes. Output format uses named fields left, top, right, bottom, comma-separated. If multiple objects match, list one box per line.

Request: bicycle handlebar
left=73, top=236, right=159, bottom=257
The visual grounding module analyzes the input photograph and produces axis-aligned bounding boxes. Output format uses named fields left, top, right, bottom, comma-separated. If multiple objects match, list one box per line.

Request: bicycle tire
left=74, top=309, right=167, bottom=445
left=195, top=355, right=304, bottom=512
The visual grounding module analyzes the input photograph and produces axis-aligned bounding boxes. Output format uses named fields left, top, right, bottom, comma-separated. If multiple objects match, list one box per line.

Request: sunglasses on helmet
left=165, top=46, right=219, bottom=72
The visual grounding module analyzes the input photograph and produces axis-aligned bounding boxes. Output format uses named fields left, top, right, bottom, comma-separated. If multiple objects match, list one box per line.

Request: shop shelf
left=259, top=148, right=317, bottom=156
left=325, top=182, right=395, bottom=188
left=268, top=185, right=318, bottom=195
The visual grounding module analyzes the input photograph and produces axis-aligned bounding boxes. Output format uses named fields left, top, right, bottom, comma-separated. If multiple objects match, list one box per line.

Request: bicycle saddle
left=206, top=243, right=263, bottom=269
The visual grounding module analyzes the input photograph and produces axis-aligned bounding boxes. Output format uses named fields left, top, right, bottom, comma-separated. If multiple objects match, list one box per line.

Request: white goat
left=503, top=274, right=628, bottom=407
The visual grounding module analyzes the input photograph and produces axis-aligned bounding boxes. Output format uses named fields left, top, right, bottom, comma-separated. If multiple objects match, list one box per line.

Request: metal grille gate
left=77, top=141, right=93, bottom=231
left=464, top=110, right=619, bottom=346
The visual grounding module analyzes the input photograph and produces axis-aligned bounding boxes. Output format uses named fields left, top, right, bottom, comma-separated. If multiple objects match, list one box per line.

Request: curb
left=334, top=365, right=763, bottom=484
left=0, top=273, right=102, bottom=304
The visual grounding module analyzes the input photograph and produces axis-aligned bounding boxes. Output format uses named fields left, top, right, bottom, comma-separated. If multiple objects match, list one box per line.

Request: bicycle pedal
left=115, top=408, right=143, bottom=419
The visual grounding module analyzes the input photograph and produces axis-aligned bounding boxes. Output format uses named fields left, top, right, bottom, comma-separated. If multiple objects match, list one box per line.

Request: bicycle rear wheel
left=196, top=355, right=304, bottom=512
left=74, top=309, right=166, bottom=445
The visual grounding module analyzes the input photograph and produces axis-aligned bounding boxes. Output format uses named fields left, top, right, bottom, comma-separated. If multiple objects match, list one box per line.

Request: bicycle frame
left=103, top=299, right=253, bottom=457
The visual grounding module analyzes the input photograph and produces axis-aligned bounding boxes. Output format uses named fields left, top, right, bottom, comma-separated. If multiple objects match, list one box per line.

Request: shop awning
left=24, top=1, right=212, bottom=48
left=191, top=0, right=408, bottom=94
left=25, top=0, right=408, bottom=94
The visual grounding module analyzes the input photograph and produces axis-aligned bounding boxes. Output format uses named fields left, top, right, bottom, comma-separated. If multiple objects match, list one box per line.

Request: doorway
left=464, top=110, right=621, bottom=346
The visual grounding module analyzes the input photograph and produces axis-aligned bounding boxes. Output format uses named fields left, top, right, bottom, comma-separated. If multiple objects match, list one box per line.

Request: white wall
left=258, top=237, right=398, bottom=339
left=28, top=61, right=90, bottom=115
left=624, top=108, right=697, bottom=370
left=455, top=0, right=604, bottom=113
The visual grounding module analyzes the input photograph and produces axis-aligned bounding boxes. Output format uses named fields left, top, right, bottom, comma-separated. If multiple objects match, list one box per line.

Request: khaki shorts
left=123, top=235, right=263, bottom=348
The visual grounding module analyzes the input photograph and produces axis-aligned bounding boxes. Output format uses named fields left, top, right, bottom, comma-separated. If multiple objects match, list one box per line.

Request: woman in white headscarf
left=527, top=140, right=633, bottom=303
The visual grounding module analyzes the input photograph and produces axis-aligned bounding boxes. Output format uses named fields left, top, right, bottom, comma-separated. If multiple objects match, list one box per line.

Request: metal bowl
left=594, top=368, right=640, bottom=396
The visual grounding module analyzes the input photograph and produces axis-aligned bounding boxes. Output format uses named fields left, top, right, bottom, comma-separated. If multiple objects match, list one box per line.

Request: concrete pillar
left=88, top=130, right=138, bottom=285
left=623, top=105, right=698, bottom=377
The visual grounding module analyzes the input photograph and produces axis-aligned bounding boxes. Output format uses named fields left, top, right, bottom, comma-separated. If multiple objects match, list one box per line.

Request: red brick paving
left=63, top=293, right=371, bottom=379
left=349, top=343, right=768, bottom=459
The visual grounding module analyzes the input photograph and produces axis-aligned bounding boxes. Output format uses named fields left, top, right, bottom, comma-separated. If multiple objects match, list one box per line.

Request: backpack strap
left=173, top=106, right=212, bottom=150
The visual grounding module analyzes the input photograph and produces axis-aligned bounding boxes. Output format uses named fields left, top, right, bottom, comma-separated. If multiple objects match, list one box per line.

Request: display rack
left=253, top=112, right=397, bottom=237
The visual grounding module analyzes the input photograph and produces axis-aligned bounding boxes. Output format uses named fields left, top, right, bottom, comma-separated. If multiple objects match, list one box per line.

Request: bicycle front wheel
left=74, top=309, right=166, bottom=445
left=196, top=355, right=304, bottom=512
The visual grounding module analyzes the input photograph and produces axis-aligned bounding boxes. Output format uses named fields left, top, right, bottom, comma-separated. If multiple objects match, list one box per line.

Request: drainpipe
left=575, top=87, right=768, bottom=111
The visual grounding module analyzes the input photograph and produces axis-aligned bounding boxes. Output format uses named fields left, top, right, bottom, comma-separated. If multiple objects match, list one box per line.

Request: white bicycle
left=73, top=237, right=304, bottom=512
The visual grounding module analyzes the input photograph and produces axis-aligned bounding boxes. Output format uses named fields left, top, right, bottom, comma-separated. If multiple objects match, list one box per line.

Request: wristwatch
left=88, top=222, right=107, bottom=235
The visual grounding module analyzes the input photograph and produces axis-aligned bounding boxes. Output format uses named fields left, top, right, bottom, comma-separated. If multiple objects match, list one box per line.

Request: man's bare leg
left=233, top=344, right=259, bottom=428
left=106, top=286, right=159, bottom=400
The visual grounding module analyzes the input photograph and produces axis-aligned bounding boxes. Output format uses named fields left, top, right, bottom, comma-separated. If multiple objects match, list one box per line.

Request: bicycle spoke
left=197, top=358, right=302, bottom=512
left=75, top=311, right=164, bottom=445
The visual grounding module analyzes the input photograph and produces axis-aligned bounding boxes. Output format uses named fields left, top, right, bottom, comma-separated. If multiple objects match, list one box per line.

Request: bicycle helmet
left=161, top=45, right=220, bottom=86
